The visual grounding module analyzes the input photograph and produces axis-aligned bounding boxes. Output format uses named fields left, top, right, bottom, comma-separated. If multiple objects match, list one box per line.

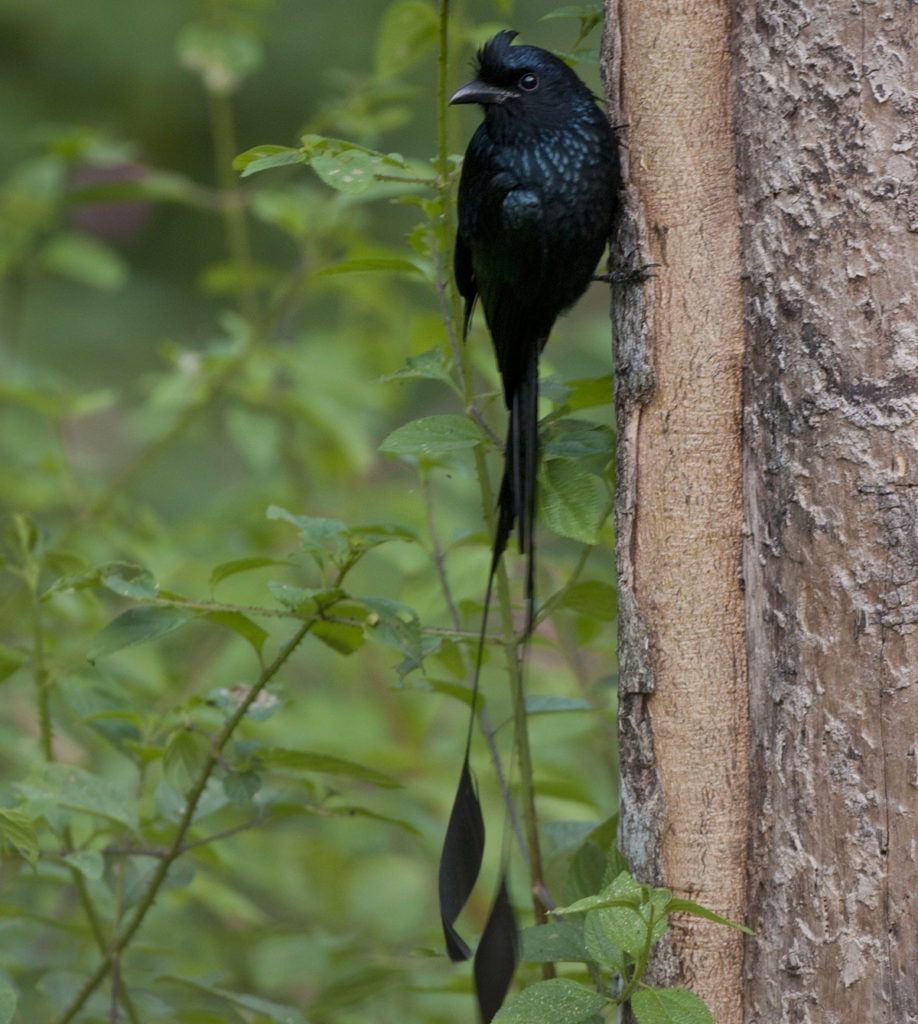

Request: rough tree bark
left=733, top=2, right=916, bottom=1021
left=604, top=0, right=916, bottom=1020
left=601, top=1, right=749, bottom=1021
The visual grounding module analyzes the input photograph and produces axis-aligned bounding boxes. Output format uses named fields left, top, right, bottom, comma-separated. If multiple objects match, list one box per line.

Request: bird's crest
left=476, top=29, right=519, bottom=78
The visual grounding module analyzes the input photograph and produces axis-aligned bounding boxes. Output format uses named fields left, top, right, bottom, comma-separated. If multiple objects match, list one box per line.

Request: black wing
left=454, top=231, right=477, bottom=340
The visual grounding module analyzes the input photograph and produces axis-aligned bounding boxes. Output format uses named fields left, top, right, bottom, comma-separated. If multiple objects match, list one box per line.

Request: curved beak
left=449, top=80, right=515, bottom=106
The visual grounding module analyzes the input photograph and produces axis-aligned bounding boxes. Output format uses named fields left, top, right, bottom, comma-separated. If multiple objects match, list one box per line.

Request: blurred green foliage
left=0, top=2, right=622, bottom=1022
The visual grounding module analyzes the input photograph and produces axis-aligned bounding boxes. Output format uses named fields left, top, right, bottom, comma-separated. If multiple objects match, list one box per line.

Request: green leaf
left=375, top=0, right=439, bottom=78
left=379, top=415, right=487, bottom=456
left=590, top=872, right=672, bottom=958
left=88, top=605, right=195, bottom=661
left=665, top=898, right=754, bottom=935
left=566, top=830, right=614, bottom=904
left=234, top=144, right=305, bottom=177
left=223, top=771, right=261, bottom=805
left=312, top=619, right=365, bottom=655
left=567, top=374, right=613, bottom=410
left=266, top=505, right=349, bottom=559
left=525, top=695, right=592, bottom=715
left=381, top=347, right=454, bottom=386
left=0, top=808, right=39, bottom=864
left=0, top=980, right=17, bottom=1024
left=204, top=610, right=269, bottom=655
left=540, top=460, right=604, bottom=544
left=349, top=523, right=420, bottom=549
left=326, top=804, right=420, bottom=835
left=520, top=920, right=588, bottom=963
left=64, top=849, right=105, bottom=881
left=164, top=730, right=211, bottom=794
left=413, top=677, right=479, bottom=709
left=177, top=24, right=263, bottom=94
left=555, top=870, right=643, bottom=916
left=631, top=987, right=714, bottom=1024
left=545, top=419, right=612, bottom=459
left=492, top=978, right=605, bottom=1024
left=209, top=557, right=290, bottom=588
left=584, top=909, right=627, bottom=972
left=554, top=580, right=617, bottom=622
left=299, top=134, right=408, bottom=194
left=100, top=563, right=158, bottom=601
left=318, top=257, right=424, bottom=276
left=361, top=596, right=421, bottom=657
left=40, top=232, right=128, bottom=290
left=16, top=763, right=138, bottom=831
left=265, top=748, right=400, bottom=789
left=160, top=976, right=306, bottom=1024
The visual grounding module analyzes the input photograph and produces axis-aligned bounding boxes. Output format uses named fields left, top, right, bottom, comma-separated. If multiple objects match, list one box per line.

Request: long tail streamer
left=438, top=345, right=542, bottom=1020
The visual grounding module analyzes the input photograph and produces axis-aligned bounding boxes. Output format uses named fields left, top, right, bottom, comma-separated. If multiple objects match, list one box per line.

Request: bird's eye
left=518, top=72, right=539, bottom=92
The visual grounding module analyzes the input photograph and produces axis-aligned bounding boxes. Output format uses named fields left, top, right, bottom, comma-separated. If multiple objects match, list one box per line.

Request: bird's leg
left=593, top=247, right=658, bottom=285
left=593, top=263, right=658, bottom=285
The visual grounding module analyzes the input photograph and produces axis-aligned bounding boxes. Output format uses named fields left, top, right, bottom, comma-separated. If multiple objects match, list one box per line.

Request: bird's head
left=449, top=30, right=595, bottom=131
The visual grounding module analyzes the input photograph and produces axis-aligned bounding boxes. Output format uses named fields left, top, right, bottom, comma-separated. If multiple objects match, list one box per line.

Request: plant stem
left=207, top=88, right=258, bottom=324
left=29, top=591, right=53, bottom=761
left=52, top=620, right=313, bottom=1024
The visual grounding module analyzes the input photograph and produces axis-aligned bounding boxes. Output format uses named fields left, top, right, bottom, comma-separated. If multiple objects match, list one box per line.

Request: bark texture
left=733, top=1, right=917, bottom=1021
left=601, top=1, right=749, bottom=1020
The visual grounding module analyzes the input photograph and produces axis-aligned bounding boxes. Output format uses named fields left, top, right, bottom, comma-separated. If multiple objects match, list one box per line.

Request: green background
left=0, top=2, right=619, bottom=1021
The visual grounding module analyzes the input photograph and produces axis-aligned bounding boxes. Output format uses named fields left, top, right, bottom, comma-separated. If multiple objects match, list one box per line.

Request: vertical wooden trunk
left=601, top=1, right=749, bottom=1020
left=733, top=1, right=917, bottom=1020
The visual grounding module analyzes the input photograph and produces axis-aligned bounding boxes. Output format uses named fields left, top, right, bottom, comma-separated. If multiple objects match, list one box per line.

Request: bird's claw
left=593, top=262, right=658, bottom=285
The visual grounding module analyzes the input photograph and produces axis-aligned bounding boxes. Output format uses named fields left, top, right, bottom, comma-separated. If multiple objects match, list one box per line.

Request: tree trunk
left=605, top=0, right=916, bottom=1019
left=733, top=1, right=917, bottom=1020
left=601, top=1, right=749, bottom=1021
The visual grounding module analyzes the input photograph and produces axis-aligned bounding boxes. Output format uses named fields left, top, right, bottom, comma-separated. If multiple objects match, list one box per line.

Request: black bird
left=438, top=30, right=621, bottom=1024
left=451, top=29, right=620, bottom=617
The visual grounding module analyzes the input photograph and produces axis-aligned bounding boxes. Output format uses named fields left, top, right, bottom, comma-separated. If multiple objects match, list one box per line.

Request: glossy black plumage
left=438, top=30, right=621, bottom=1024
left=453, top=30, right=620, bottom=597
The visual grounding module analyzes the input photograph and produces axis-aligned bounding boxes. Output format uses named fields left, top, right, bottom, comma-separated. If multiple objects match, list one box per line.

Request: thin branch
left=148, top=593, right=502, bottom=642
left=101, top=817, right=263, bottom=862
